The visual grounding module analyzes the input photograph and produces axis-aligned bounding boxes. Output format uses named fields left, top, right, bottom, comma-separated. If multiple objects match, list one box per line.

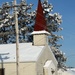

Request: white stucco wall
left=0, top=62, right=36, bottom=75
left=33, top=34, right=48, bottom=46
left=36, top=46, right=58, bottom=75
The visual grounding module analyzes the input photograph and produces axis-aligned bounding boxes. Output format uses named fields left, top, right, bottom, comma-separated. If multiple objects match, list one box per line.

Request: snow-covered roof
left=0, top=43, right=44, bottom=63
left=31, top=30, right=50, bottom=35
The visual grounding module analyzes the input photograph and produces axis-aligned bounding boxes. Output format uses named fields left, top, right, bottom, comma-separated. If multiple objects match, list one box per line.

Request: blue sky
left=0, top=0, right=75, bottom=67
left=49, top=0, right=75, bottom=67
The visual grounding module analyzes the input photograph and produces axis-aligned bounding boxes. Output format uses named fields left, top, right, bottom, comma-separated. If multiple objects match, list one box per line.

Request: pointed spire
left=34, top=0, right=47, bottom=31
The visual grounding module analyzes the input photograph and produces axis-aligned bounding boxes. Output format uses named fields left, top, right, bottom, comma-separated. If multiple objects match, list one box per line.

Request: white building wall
left=36, top=46, right=58, bottom=75
left=33, top=34, right=48, bottom=46
left=0, top=62, right=37, bottom=75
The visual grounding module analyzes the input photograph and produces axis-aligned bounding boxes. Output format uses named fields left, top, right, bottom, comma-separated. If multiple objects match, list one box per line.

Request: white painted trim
left=31, top=30, right=50, bottom=35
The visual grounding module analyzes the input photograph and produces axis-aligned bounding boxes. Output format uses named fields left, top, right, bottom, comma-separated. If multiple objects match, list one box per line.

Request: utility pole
left=0, top=1, right=33, bottom=75
left=1, top=1, right=31, bottom=75
left=14, top=0, right=19, bottom=75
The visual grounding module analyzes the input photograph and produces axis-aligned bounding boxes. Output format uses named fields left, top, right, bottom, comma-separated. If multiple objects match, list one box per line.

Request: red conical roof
left=34, top=0, right=47, bottom=31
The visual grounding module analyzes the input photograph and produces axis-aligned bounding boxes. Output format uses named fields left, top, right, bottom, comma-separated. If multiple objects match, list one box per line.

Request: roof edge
left=31, top=30, right=50, bottom=35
